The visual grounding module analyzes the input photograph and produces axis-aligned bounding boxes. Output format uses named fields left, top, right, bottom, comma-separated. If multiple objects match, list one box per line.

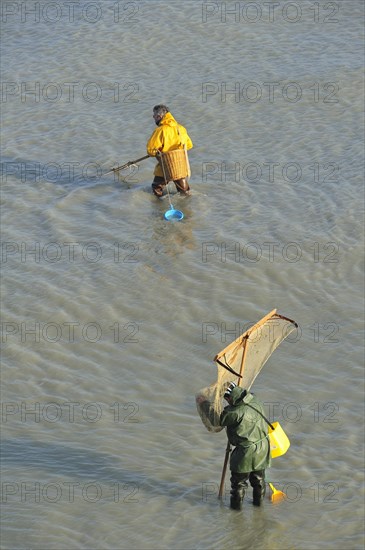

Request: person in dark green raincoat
left=221, top=381, right=271, bottom=509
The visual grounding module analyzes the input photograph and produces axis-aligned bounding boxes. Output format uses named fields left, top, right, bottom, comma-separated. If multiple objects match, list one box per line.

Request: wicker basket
left=159, top=147, right=191, bottom=182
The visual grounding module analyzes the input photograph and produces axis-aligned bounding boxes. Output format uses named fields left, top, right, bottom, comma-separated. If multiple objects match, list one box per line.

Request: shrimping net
left=196, top=309, right=298, bottom=432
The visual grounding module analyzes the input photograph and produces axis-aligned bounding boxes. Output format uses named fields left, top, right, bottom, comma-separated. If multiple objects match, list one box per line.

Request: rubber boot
left=251, top=470, right=266, bottom=506
left=152, top=176, right=166, bottom=198
left=253, top=487, right=264, bottom=506
left=230, top=473, right=247, bottom=511
left=230, top=487, right=244, bottom=510
left=174, top=178, right=191, bottom=196
left=230, top=496, right=243, bottom=510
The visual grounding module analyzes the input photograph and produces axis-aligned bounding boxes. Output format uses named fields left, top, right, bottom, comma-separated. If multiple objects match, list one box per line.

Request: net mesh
left=196, top=310, right=297, bottom=432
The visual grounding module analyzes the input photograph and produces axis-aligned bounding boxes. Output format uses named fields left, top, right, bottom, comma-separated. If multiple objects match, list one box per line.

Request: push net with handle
left=196, top=309, right=298, bottom=432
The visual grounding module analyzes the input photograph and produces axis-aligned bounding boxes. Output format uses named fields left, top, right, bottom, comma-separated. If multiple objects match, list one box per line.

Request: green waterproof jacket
left=220, top=387, right=271, bottom=474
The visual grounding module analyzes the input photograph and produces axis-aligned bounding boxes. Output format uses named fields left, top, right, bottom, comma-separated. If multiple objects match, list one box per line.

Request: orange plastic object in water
left=269, top=482, right=286, bottom=503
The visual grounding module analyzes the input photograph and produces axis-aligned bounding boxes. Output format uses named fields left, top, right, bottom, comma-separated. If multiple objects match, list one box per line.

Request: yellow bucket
left=268, top=422, right=290, bottom=458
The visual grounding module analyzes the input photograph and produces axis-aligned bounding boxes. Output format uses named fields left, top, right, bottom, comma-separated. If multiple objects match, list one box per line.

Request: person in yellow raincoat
left=147, top=105, right=193, bottom=197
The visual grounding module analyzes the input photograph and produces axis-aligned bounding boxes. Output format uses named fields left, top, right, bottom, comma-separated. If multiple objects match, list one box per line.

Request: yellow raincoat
left=147, top=112, right=193, bottom=177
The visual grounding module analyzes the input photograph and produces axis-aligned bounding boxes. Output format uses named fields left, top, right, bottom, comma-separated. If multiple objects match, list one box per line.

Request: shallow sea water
left=1, top=1, right=364, bottom=549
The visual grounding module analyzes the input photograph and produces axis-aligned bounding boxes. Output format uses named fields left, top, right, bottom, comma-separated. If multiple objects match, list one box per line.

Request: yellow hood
left=147, top=112, right=193, bottom=159
left=159, top=111, right=179, bottom=128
